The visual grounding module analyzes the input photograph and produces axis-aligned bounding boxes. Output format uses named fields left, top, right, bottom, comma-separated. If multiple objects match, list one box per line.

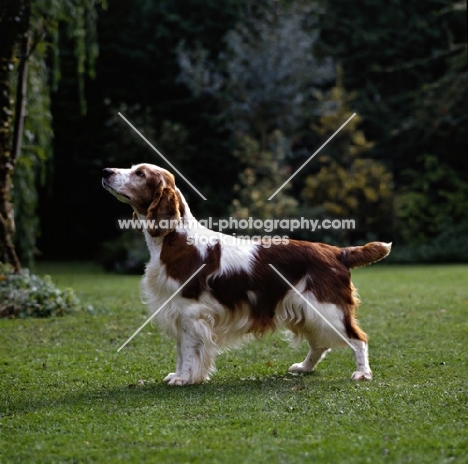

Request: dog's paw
left=288, top=362, right=312, bottom=373
left=163, top=373, right=177, bottom=383
left=167, top=375, right=191, bottom=386
left=351, top=370, right=372, bottom=381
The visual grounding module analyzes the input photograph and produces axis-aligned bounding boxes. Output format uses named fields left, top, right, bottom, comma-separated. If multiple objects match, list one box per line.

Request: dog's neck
left=135, top=188, right=204, bottom=260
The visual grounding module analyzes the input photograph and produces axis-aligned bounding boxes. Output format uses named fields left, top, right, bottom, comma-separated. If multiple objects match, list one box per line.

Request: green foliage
left=13, top=50, right=52, bottom=266
left=19, top=0, right=467, bottom=262
left=104, top=103, right=191, bottom=169
left=320, top=0, right=467, bottom=255
left=389, top=218, right=468, bottom=263
left=178, top=0, right=333, bottom=139
left=396, top=155, right=468, bottom=246
left=99, top=230, right=148, bottom=274
left=301, top=84, right=394, bottom=242
left=230, top=132, right=298, bottom=228
left=0, top=262, right=86, bottom=318
left=10, top=0, right=106, bottom=265
left=30, top=0, right=106, bottom=99
left=178, top=0, right=333, bottom=235
left=320, top=0, right=466, bottom=147
left=62, top=0, right=243, bottom=222
left=392, top=14, right=468, bottom=258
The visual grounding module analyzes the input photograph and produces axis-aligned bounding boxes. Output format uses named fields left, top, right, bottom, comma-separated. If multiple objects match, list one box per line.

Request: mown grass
left=1, top=263, right=467, bottom=463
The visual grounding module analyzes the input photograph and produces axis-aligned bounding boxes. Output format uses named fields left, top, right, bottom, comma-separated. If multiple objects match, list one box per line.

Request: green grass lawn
left=1, top=263, right=467, bottom=463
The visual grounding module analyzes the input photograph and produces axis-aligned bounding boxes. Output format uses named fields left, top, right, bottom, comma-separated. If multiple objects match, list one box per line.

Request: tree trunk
left=12, top=5, right=30, bottom=163
left=0, top=0, right=29, bottom=272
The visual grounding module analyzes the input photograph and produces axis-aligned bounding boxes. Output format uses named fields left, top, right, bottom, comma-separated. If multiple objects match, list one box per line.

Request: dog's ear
left=132, top=211, right=143, bottom=234
left=146, top=187, right=180, bottom=237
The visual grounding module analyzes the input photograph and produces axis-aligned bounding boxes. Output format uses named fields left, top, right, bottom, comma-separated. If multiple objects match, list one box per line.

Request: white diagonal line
left=117, top=264, right=206, bottom=352
left=118, top=112, right=207, bottom=200
left=268, top=264, right=356, bottom=351
left=268, top=113, right=356, bottom=200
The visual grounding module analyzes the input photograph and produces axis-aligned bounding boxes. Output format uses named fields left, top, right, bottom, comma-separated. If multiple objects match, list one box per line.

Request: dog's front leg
left=163, top=339, right=183, bottom=383
left=165, top=307, right=217, bottom=386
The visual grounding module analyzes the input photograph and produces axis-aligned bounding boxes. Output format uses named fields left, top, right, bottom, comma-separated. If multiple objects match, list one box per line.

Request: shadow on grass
left=4, top=372, right=355, bottom=417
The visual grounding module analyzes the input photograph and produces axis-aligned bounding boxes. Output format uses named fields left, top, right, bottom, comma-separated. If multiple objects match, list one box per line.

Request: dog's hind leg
left=350, top=339, right=372, bottom=381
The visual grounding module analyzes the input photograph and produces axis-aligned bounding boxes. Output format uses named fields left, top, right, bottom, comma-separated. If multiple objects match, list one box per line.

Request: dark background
left=17, top=0, right=468, bottom=266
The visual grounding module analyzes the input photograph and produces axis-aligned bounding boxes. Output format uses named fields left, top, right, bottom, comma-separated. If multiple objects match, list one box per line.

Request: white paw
left=167, top=375, right=191, bottom=386
left=351, top=370, right=372, bottom=381
left=163, top=373, right=177, bottom=383
left=288, top=362, right=312, bottom=373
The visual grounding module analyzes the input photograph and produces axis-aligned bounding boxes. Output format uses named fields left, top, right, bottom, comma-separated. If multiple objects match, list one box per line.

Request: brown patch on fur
left=147, top=187, right=180, bottom=237
left=161, top=232, right=221, bottom=298
left=343, top=306, right=368, bottom=341
left=130, top=167, right=164, bottom=215
left=175, top=190, right=186, bottom=218
left=257, top=241, right=353, bottom=304
left=160, top=235, right=373, bottom=340
left=255, top=241, right=367, bottom=340
left=132, top=211, right=144, bottom=234
left=125, top=165, right=176, bottom=216
left=161, top=237, right=272, bottom=332
left=159, top=170, right=176, bottom=189
left=126, top=167, right=185, bottom=236
left=208, top=269, right=253, bottom=317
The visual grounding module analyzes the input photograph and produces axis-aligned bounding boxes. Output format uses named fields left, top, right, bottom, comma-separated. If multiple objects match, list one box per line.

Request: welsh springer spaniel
left=102, top=163, right=391, bottom=385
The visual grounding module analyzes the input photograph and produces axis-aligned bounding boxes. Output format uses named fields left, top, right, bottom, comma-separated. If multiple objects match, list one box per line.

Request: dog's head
left=102, top=163, right=181, bottom=237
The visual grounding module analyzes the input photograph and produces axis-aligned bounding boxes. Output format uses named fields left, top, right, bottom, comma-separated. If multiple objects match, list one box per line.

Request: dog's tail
left=339, top=242, right=392, bottom=269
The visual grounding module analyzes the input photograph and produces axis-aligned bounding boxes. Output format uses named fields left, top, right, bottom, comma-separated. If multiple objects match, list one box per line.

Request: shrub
left=388, top=218, right=468, bottom=263
left=99, top=231, right=148, bottom=274
left=0, top=263, right=85, bottom=318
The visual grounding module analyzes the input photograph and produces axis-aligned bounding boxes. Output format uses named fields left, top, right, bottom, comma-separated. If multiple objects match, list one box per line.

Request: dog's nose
left=102, top=168, right=114, bottom=178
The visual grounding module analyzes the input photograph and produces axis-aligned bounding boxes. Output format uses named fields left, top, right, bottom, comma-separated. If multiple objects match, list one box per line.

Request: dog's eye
left=135, top=170, right=145, bottom=178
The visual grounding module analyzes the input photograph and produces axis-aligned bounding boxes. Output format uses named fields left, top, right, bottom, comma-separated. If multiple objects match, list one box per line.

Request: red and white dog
left=102, top=163, right=391, bottom=385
